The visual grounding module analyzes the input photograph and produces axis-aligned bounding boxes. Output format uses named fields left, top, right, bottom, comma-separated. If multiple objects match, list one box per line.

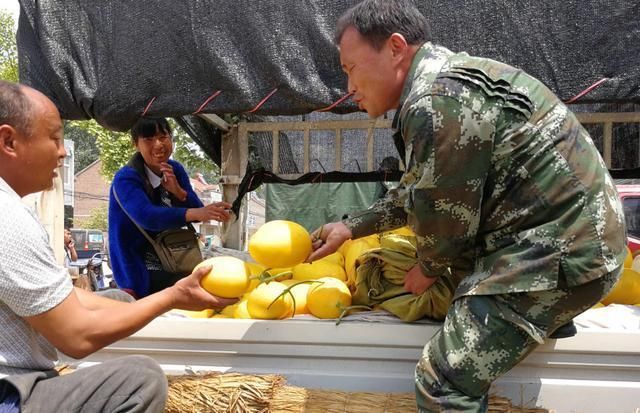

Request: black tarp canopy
left=16, top=0, right=640, bottom=132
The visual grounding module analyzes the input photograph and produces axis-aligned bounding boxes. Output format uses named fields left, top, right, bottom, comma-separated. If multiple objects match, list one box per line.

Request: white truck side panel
left=64, top=318, right=640, bottom=413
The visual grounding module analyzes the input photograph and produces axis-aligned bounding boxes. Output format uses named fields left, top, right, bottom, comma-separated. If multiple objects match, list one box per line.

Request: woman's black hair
left=130, top=117, right=172, bottom=142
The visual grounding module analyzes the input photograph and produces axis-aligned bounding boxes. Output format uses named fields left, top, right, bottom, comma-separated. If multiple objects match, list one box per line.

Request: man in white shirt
left=0, top=80, right=237, bottom=412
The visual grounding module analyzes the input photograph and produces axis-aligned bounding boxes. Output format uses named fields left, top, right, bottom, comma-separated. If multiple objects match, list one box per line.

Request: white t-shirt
left=0, top=178, right=73, bottom=378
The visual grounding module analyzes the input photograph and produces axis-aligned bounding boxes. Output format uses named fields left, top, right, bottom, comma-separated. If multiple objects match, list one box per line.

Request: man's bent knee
left=415, top=355, right=488, bottom=413
left=110, top=355, right=167, bottom=412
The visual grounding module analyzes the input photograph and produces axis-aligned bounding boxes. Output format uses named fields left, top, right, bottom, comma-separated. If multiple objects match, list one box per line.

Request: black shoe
left=549, top=320, right=577, bottom=339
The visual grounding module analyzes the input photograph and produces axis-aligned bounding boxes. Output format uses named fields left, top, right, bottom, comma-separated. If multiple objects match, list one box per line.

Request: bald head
left=0, top=81, right=65, bottom=197
left=0, top=80, right=33, bottom=136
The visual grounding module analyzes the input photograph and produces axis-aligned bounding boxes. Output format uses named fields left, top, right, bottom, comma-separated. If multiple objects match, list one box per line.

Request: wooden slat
left=272, top=128, right=280, bottom=174
left=576, top=112, right=640, bottom=124
left=335, top=128, right=342, bottom=171
left=233, top=112, right=640, bottom=177
left=220, top=125, right=244, bottom=249
left=303, top=126, right=310, bottom=174
left=603, top=122, right=613, bottom=168
left=366, top=124, right=374, bottom=172
left=239, top=119, right=393, bottom=132
left=239, top=113, right=639, bottom=132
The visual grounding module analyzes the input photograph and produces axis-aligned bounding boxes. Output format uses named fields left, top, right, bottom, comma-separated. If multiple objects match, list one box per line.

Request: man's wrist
left=157, top=285, right=178, bottom=310
left=418, top=261, right=444, bottom=279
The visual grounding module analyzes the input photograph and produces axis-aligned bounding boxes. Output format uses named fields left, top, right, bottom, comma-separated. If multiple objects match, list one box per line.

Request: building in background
left=246, top=191, right=265, bottom=240
left=63, top=139, right=74, bottom=206
left=73, top=159, right=109, bottom=225
left=63, top=139, right=75, bottom=227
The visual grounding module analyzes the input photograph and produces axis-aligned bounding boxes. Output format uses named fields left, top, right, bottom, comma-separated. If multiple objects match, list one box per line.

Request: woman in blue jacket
left=108, top=118, right=231, bottom=298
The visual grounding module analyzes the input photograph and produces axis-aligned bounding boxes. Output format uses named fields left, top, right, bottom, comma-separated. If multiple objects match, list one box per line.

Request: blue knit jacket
left=108, top=153, right=203, bottom=298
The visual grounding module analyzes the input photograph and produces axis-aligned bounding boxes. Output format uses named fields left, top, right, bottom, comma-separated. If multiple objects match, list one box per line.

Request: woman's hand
left=159, top=162, right=187, bottom=201
left=186, top=202, right=233, bottom=223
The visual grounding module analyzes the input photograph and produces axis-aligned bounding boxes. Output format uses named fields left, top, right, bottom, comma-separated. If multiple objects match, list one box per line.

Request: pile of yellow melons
left=177, top=220, right=406, bottom=321
left=596, top=246, right=640, bottom=308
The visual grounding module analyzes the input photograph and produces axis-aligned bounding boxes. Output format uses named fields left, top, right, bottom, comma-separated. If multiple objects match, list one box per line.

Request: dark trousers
left=1, top=355, right=167, bottom=413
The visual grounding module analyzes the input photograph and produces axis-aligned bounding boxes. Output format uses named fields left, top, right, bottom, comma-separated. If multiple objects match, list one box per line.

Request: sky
left=0, top=0, right=20, bottom=29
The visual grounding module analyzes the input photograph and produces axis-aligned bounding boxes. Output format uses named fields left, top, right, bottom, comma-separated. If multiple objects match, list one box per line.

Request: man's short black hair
left=335, top=0, right=431, bottom=50
left=0, top=80, right=33, bottom=136
left=130, top=117, right=172, bottom=142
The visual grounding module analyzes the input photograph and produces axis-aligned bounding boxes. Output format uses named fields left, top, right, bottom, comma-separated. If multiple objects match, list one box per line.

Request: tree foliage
left=71, top=120, right=134, bottom=182
left=75, top=205, right=108, bottom=231
left=64, top=121, right=101, bottom=172
left=76, top=119, right=220, bottom=183
left=0, top=10, right=18, bottom=82
left=171, top=122, right=221, bottom=184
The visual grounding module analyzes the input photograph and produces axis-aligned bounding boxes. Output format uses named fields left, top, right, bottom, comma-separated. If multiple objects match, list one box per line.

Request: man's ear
left=0, top=125, right=18, bottom=158
left=388, top=33, right=409, bottom=60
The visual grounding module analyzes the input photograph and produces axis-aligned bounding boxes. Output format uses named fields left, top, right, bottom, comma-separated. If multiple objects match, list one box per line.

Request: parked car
left=70, top=228, right=105, bottom=259
left=616, top=184, right=640, bottom=254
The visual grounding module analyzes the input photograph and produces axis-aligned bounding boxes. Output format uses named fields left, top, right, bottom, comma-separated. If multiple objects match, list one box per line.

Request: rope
left=245, top=88, right=279, bottom=113
left=141, top=96, right=157, bottom=117
left=192, top=90, right=222, bottom=114
left=315, top=91, right=354, bottom=112
left=564, top=78, right=608, bottom=104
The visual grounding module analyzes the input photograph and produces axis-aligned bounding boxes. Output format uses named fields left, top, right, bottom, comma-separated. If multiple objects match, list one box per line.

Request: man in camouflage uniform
left=308, top=0, right=627, bottom=411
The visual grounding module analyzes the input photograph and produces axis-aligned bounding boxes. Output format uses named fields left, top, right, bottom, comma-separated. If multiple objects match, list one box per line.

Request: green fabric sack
left=352, top=234, right=461, bottom=322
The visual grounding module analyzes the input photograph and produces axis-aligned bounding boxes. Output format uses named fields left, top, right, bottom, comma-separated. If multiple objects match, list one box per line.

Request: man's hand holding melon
left=169, top=264, right=239, bottom=311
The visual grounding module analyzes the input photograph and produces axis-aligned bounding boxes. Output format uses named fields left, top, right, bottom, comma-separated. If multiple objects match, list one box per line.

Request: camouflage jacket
left=343, top=42, right=626, bottom=297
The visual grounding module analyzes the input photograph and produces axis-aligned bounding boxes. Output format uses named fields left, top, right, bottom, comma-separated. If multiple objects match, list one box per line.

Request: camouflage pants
left=414, top=268, right=621, bottom=412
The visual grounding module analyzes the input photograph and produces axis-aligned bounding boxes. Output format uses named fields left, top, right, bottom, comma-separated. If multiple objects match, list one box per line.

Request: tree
left=75, top=205, right=108, bottom=231
left=79, top=118, right=220, bottom=183
left=64, top=121, right=101, bottom=172
left=71, top=119, right=134, bottom=181
left=0, top=10, right=18, bottom=82
left=171, top=121, right=221, bottom=184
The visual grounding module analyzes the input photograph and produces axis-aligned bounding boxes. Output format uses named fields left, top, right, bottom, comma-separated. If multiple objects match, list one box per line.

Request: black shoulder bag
left=112, top=186, right=203, bottom=276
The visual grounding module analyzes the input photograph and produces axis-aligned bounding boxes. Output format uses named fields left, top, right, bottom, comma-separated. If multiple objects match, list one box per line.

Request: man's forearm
left=74, top=288, right=175, bottom=355
left=74, top=287, right=130, bottom=310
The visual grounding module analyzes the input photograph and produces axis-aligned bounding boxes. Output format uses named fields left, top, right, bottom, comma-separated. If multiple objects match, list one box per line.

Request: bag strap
left=112, top=185, right=199, bottom=242
left=112, top=185, right=159, bottom=247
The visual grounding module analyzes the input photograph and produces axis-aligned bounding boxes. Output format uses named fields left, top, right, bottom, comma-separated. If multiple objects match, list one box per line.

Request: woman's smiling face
left=134, top=130, right=173, bottom=174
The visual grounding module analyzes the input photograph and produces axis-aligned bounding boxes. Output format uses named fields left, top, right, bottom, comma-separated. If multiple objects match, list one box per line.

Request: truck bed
left=63, top=312, right=640, bottom=413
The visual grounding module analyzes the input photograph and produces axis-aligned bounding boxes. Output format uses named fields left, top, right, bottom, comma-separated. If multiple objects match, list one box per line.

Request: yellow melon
left=321, top=251, right=345, bottom=267
left=247, top=281, right=294, bottom=319
left=601, top=268, right=640, bottom=305
left=245, top=262, right=267, bottom=292
left=624, top=246, right=633, bottom=268
left=194, top=256, right=250, bottom=298
left=342, top=235, right=380, bottom=286
left=382, top=226, right=415, bottom=237
left=265, top=267, right=293, bottom=281
left=292, top=260, right=346, bottom=282
left=280, top=279, right=312, bottom=314
left=233, top=298, right=252, bottom=319
left=172, top=309, right=214, bottom=318
left=306, top=277, right=352, bottom=319
left=249, top=220, right=312, bottom=268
